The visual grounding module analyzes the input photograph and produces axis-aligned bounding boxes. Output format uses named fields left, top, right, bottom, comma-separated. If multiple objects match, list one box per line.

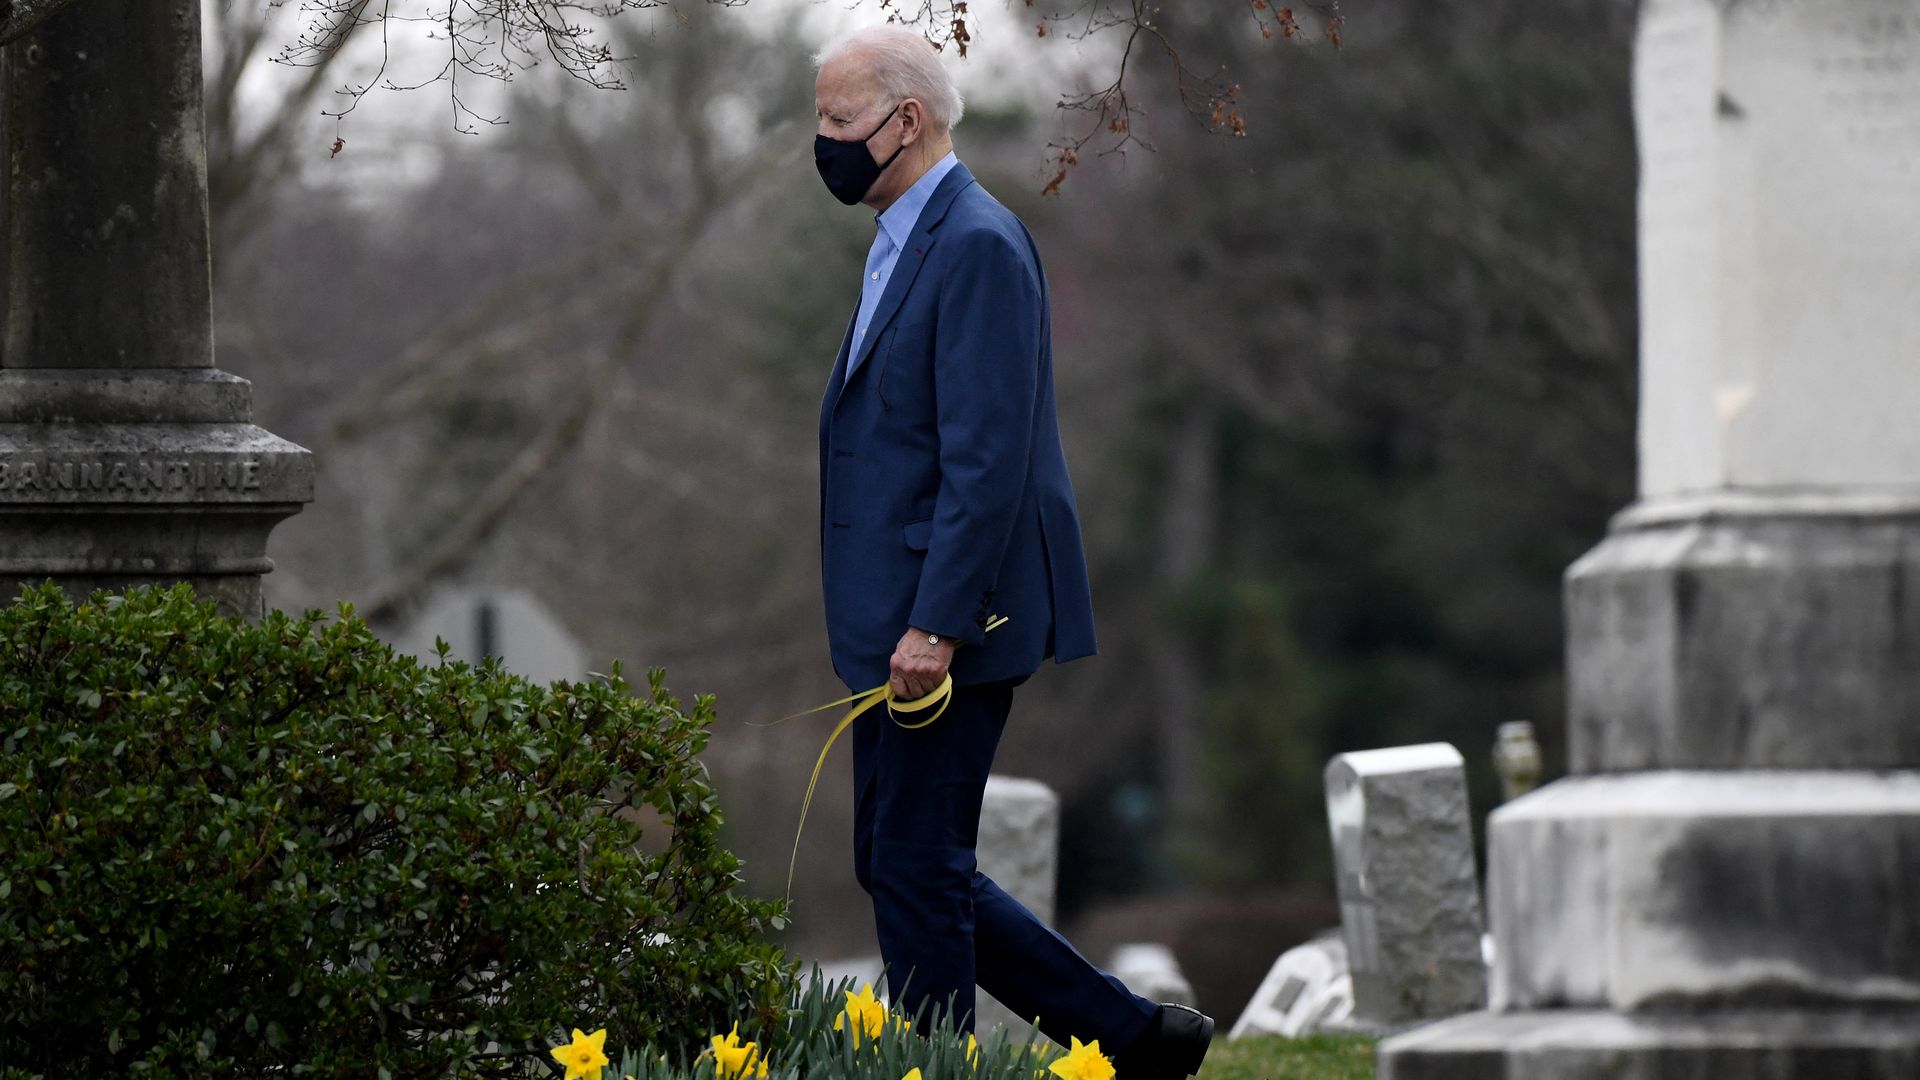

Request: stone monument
left=1229, top=930, right=1353, bottom=1040
left=974, top=775, right=1060, bottom=1041
left=1106, top=943, right=1196, bottom=1009
left=1382, top=0, right=1920, bottom=1074
left=1491, top=721, right=1541, bottom=803
left=1324, top=743, right=1486, bottom=1030
left=0, top=0, right=313, bottom=618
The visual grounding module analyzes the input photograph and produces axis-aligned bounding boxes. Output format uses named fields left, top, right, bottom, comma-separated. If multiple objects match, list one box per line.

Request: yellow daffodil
left=903, top=1070, right=924, bottom=1080
left=966, top=1033, right=981, bottom=1069
left=1047, top=1037, right=1114, bottom=1080
left=708, top=1023, right=769, bottom=1080
left=833, top=983, right=890, bottom=1047
left=551, top=1028, right=610, bottom=1080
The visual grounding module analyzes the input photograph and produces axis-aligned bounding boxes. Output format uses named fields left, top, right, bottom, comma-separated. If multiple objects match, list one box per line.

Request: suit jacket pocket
left=903, top=518, right=933, bottom=551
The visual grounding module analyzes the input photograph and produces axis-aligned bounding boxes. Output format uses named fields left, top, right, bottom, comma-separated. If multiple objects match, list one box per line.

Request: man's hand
left=890, top=627, right=958, bottom=702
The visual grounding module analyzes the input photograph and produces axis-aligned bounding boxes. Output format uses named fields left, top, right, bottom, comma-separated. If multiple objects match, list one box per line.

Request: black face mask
left=815, top=103, right=905, bottom=206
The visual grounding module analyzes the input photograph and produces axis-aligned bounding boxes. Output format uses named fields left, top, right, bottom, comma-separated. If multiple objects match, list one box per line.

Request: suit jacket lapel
left=820, top=309, right=857, bottom=449
left=833, top=163, right=978, bottom=411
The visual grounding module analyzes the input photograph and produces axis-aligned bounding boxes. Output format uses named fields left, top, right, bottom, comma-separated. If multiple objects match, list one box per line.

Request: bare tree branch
left=11, top=0, right=1349, bottom=196
left=1026, top=0, right=1346, bottom=193
left=208, top=2, right=368, bottom=253
left=348, top=117, right=794, bottom=621
left=349, top=224, right=683, bottom=622
left=250, top=0, right=1347, bottom=191
left=1437, top=208, right=1623, bottom=368
left=270, top=0, right=692, bottom=133
left=324, top=239, right=649, bottom=439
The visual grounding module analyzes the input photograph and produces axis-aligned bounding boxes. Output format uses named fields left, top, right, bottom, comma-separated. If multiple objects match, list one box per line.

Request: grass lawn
left=1197, top=1035, right=1377, bottom=1080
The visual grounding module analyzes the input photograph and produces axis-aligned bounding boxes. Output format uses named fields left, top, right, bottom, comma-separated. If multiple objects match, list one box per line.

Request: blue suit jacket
left=818, top=162, right=1097, bottom=690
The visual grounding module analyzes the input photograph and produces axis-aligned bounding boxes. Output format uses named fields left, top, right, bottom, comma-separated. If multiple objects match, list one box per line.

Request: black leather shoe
left=1111, top=1003, right=1215, bottom=1080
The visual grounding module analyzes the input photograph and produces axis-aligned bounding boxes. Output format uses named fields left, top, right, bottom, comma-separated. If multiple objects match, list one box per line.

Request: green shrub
left=0, top=583, right=791, bottom=1079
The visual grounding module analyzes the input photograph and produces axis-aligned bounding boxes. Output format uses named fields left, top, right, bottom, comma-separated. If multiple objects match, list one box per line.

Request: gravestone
left=974, top=775, right=1060, bottom=1041
left=1492, top=721, right=1542, bottom=803
left=976, top=775, right=1059, bottom=922
left=1107, top=944, right=1196, bottom=1008
left=1325, top=743, right=1486, bottom=1029
left=1229, top=930, right=1354, bottom=1039
left=1382, top=0, right=1920, bottom=1074
left=0, top=0, right=313, bottom=618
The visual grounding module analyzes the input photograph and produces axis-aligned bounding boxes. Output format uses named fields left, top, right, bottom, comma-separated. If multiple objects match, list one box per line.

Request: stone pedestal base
left=1393, top=490, right=1920, bottom=1078
left=0, top=371, right=312, bottom=620
left=1487, top=772, right=1920, bottom=1011
left=1566, top=491, right=1920, bottom=771
left=1377, top=1008, right=1920, bottom=1079
left=0, top=567, right=283, bottom=623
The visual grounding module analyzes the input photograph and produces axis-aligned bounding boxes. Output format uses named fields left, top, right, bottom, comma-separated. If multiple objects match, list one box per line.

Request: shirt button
left=871, top=271, right=880, bottom=281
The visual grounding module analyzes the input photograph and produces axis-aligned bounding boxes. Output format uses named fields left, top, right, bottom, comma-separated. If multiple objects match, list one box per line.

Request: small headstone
left=1108, top=944, right=1197, bottom=1007
left=974, top=775, right=1060, bottom=1041
left=1229, top=930, right=1353, bottom=1039
left=976, top=775, right=1059, bottom=920
left=1492, top=721, right=1543, bottom=803
left=1325, top=743, right=1485, bottom=1028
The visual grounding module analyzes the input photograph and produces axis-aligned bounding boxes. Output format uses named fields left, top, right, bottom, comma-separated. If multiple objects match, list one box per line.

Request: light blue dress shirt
left=851, top=151, right=961, bottom=375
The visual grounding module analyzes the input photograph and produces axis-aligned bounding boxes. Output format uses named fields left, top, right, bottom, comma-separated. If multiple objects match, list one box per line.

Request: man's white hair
left=816, top=25, right=965, bottom=133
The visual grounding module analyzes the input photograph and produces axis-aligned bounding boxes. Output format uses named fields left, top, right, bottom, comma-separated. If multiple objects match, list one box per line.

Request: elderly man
left=810, top=26, right=1213, bottom=1080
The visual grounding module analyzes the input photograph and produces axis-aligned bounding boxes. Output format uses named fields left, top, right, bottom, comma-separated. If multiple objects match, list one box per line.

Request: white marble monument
left=1382, top=1, right=1920, bottom=1074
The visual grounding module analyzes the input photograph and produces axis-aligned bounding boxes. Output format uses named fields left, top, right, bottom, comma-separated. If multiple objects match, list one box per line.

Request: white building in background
left=386, top=586, right=588, bottom=685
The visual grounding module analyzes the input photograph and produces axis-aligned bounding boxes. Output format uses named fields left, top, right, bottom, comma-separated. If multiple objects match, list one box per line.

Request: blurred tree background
left=208, top=0, right=1637, bottom=1019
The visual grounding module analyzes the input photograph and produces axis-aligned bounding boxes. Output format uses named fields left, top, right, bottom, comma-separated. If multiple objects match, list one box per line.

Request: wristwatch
left=925, top=632, right=942, bottom=647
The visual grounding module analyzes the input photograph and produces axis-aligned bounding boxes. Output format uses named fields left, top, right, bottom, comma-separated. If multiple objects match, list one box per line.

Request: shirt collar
left=876, top=151, right=960, bottom=249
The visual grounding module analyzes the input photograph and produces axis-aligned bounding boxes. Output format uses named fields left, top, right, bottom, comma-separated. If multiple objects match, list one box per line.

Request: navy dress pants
left=850, top=676, right=1158, bottom=1049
